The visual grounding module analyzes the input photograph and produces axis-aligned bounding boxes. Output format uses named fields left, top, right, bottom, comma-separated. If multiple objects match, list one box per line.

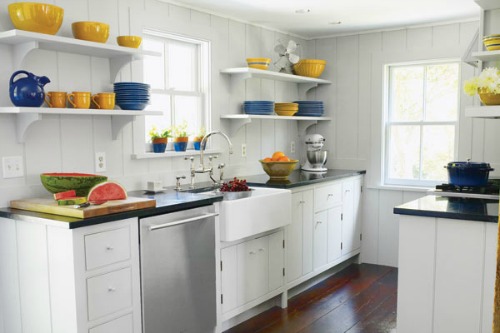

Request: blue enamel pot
left=445, top=161, right=494, bottom=187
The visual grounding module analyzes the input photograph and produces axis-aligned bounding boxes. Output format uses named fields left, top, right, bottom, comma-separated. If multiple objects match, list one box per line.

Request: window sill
left=132, top=148, right=223, bottom=159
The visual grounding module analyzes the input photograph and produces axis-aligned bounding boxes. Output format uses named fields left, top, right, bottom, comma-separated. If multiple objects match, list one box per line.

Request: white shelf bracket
left=222, top=117, right=252, bottom=137
left=110, top=54, right=139, bottom=81
left=463, top=29, right=479, bottom=68
left=297, top=120, right=319, bottom=136
left=111, top=115, right=136, bottom=140
left=298, top=83, right=319, bottom=100
left=12, top=41, right=39, bottom=69
left=16, top=113, right=42, bottom=143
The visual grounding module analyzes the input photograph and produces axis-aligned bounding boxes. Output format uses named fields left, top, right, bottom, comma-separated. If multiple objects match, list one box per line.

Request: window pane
left=389, top=66, right=424, bottom=122
left=387, top=125, right=421, bottom=180
left=173, top=95, right=201, bottom=137
left=421, top=125, right=454, bottom=181
left=168, top=41, right=197, bottom=91
left=143, top=39, right=165, bottom=90
left=144, top=94, right=171, bottom=142
left=425, top=64, right=459, bottom=121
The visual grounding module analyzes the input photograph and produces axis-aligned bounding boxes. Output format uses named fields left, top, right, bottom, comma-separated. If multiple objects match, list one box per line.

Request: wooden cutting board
left=10, top=197, right=156, bottom=219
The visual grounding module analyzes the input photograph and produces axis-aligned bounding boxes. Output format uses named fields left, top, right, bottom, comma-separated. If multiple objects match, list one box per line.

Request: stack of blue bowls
left=243, top=100, right=274, bottom=115
left=114, top=82, right=150, bottom=110
left=294, top=101, right=324, bottom=117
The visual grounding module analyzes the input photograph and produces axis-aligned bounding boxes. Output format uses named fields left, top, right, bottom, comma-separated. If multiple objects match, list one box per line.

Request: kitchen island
left=394, top=195, right=498, bottom=333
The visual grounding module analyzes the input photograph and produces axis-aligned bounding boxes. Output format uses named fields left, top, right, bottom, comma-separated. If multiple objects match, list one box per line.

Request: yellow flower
left=464, top=67, right=500, bottom=96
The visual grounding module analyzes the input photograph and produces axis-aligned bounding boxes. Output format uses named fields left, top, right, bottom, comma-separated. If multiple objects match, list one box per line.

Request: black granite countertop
left=394, top=195, right=499, bottom=223
left=245, top=169, right=366, bottom=188
left=0, top=190, right=223, bottom=229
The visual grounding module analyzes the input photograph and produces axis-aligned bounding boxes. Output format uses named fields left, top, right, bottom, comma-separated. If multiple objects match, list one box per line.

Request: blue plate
left=295, top=112, right=323, bottom=117
left=294, top=100, right=323, bottom=104
left=116, top=102, right=148, bottom=110
left=114, top=82, right=150, bottom=86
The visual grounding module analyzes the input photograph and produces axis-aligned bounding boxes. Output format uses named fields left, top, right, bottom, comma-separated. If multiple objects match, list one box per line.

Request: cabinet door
left=341, top=179, right=359, bottom=254
left=221, top=245, right=238, bottom=313
left=313, top=211, right=328, bottom=270
left=286, top=193, right=304, bottom=283
left=302, top=190, right=314, bottom=276
left=237, top=236, right=269, bottom=304
left=352, top=177, right=362, bottom=251
left=327, top=206, right=342, bottom=263
left=268, top=230, right=284, bottom=291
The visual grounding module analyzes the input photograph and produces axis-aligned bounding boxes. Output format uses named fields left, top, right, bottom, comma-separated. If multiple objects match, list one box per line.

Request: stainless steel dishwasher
left=139, top=205, right=218, bottom=333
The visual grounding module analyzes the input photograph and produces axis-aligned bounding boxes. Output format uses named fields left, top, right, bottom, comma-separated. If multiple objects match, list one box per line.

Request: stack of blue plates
left=243, top=101, right=274, bottom=115
left=294, top=101, right=324, bottom=117
left=114, top=82, right=151, bottom=110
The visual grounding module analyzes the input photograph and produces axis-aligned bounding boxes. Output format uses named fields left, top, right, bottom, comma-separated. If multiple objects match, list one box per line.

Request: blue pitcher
left=9, top=70, right=50, bottom=107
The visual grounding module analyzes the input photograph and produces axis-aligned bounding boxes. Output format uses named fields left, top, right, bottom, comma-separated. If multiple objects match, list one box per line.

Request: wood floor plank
left=224, top=264, right=398, bottom=333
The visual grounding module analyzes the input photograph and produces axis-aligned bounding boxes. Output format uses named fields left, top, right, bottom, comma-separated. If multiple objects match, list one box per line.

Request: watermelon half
left=87, top=181, right=127, bottom=202
left=40, top=173, right=108, bottom=197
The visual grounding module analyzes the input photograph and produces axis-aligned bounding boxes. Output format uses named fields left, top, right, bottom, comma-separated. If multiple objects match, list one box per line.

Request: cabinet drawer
left=87, top=268, right=132, bottom=321
left=89, top=313, right=133, bottom=333
left=85, top=227, right=131, bottom=270
left=314, top=183, right=342, bottom=212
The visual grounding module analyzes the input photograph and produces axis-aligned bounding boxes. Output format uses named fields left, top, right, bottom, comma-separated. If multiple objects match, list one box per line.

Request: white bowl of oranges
left=259, top=151, right=298, bottom=179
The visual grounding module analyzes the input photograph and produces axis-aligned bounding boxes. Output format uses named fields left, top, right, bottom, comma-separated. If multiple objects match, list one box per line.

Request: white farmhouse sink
left=218, top=187, right=291, bottom=241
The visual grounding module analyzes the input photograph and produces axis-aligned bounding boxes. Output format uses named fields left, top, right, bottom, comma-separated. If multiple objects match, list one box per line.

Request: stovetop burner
left=430, top=179, right=500, bottom=199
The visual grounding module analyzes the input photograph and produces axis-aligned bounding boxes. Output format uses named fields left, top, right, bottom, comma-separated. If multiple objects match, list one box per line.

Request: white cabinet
left=0, top=217, right=141, bottom=333
left=313, top=210, right=328, bottom=270
left=220, top=229, right=285, bottom=320
left=341, top=177, right=362, bottom=255
left=327, top=206, right=342, bottom=263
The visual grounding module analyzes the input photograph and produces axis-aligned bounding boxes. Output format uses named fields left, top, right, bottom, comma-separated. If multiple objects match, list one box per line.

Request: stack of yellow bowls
left=275, top=102, right=298, bottom=116
left=247, top=58, right=271, bottom=70
left=293, top=59, right=327, bottom=78
left=483, top=34, right=500, bottom=51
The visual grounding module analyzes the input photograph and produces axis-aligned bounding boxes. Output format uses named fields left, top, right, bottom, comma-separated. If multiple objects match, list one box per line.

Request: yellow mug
left=92, top=92, right=115, bottom=110
left=45, top=91, right=67, bottom=108
left=67, top=92, right=91, bottom=109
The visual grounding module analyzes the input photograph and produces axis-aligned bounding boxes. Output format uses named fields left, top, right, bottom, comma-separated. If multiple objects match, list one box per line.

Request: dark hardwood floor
left=224, top=264, right=398, bottom=333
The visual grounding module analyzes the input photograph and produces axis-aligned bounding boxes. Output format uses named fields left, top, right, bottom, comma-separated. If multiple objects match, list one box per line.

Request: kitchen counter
left=0, top=190, right=223, bottom=229
left=245, top=169, right=366, bottom=188
left=394, top=195, right=499, bottom=223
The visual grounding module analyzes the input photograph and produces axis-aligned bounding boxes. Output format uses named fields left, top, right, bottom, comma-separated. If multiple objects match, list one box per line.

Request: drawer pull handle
left=317, top=221, right=323, bottom=224
left=258, top=248, right=264, bottom=252
left=106, top=245, right=114, bottom=251
left=249, top=251, right=256, bottom=255
left=108, top=287, right=116, bottom=292
left=327, top=194, right=334, bottom=198
left=299, top=200, right=305, bottom=204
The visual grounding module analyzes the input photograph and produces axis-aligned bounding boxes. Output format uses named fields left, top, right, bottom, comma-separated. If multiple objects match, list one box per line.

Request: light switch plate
left=2, top=156, right=24, bottom=178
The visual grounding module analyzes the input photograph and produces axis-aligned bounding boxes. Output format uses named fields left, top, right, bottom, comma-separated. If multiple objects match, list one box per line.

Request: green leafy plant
left=464, top=67, right=500, bottom=96
left=172, top=121, right=189, bottom=138
left=149, top=125, right=171, bottom=141
left=193, top=126, right=206, bottom=141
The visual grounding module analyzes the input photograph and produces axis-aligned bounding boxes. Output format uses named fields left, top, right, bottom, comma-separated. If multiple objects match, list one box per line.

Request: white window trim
left=382, top=59, right=461, bottom=187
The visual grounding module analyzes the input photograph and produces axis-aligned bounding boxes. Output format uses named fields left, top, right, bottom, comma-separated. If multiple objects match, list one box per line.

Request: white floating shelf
left=220, top=114, right=332, bottom=136
left=0, top=106, right=162, bottom=142
left=0, top=29, right=161, bottom=79
left=472, top=50, right=500, bottom=62
left=465, top=106, right=500, bottom=118
left=475, top=0, right=500, bottom=10
left=132, top=148, right=223, bottom=160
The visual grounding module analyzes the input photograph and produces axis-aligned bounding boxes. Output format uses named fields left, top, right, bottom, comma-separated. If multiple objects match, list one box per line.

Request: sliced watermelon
left=53, top=190, right=77, bottom=200
left=87, top=181, right=127, bottom=202
left=57, top=197, right=87, bottom=206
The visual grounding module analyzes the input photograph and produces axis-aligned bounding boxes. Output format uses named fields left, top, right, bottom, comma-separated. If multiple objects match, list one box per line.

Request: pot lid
left=446, top=160, right=491, bottom=169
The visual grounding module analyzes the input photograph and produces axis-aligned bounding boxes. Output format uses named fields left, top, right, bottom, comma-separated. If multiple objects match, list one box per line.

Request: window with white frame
left=384, top=61, right=460, bottom=187
left=142, top=30, right=210, bottom=149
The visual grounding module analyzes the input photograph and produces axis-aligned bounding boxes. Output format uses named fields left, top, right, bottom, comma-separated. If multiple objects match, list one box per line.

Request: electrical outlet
left=241, top=143, right=247, bottom=157
left=2, top=156, right=24, bottom=178
left=290, top=141, right=296, bottom=154
left=95, top=152, right=106, bottom=172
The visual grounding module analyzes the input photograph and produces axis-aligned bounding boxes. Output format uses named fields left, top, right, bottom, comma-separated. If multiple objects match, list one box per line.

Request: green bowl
left=40, top=173, right=108, bottom=197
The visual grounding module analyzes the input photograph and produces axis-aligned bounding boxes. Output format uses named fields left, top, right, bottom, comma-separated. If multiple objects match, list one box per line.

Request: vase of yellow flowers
left=464, top=67, right=500, bottom=105
left=172, top=121, right=190, bottom=152
left=149, top=126, right=171, bottom=153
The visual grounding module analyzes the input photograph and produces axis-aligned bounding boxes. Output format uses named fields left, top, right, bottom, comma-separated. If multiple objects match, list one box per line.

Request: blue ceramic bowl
left=116, top=101, right=148, bottom=110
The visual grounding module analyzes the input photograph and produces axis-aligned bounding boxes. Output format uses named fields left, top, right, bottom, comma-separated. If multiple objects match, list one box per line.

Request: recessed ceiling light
left=328, top=21, right=342, bottom=25
left=295, top=9, right=311, bottom=14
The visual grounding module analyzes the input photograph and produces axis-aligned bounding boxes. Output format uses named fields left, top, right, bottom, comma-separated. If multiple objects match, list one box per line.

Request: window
left=142, top=30, right=210, bottom=149
left=384, top=61, right=460, bottom=187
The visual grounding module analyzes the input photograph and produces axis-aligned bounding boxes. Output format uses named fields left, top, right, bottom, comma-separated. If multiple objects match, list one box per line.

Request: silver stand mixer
left=301, top=134, right=328, bottom=172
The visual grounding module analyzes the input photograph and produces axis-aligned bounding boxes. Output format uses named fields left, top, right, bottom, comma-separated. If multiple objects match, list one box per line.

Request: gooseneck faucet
left=197, top=130, right=233, bottom=173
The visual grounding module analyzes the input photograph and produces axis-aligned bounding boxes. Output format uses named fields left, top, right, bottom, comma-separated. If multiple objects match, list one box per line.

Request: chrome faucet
left=197, top=130, right=233, bottom=173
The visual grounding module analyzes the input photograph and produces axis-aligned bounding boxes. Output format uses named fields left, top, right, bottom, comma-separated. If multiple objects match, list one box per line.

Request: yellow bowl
left=8, top=2, right=64, bottom=35
left=293, top=59, right=327, bottom=78
left=117, top=35, right=142, bottom=48
left=275, top=110, right=298, bottom=116
left=72, top=21, right=109, bottom=43
left=247, top=57, right=271, bottom=70
left=483, top=37, right=500, bottom=51
left=259, top=159, right=298, bottom=179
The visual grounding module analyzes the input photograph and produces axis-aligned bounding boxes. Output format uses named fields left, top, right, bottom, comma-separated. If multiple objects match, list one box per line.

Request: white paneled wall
left=0, top=0, right=485, bottom=273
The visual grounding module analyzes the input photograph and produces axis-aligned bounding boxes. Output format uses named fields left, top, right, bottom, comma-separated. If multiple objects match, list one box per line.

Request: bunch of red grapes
left=220, top=177, right=250, bottom=192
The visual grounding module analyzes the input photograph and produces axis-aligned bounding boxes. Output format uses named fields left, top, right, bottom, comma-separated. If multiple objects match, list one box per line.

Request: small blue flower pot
left=152, top=143, right=166, bottom=153
left=193, top=141, right=201, bottom=150
left=174, top=141, right=188, bottom=152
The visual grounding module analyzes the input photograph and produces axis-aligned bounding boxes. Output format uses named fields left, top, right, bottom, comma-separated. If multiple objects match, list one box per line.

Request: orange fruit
left=272, top=151, right=285, bottom=161
left=278, top=156, right=290, bottom=162
left=263, top=157, right=272, bottom=162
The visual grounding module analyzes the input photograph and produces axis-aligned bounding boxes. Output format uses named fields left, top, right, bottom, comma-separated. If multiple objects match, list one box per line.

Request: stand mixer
left=301, top=134, right=328, bottom=172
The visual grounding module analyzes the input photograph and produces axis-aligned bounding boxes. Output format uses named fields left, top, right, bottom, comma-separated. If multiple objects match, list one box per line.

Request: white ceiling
left=165, top=0, right=480, bottom=39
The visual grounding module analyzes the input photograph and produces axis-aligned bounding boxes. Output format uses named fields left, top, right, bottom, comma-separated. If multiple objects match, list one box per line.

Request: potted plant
left=464, top=67, right=500, bottom=105
left=192, top=126, right=206, bottom=151
left=149, top=126, right=171, bottom=153
left=172, top=121, right=190, bottom=152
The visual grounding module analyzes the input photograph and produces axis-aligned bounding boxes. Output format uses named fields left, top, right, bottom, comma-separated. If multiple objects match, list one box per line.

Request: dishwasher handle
left=148, top=212, right=219, bottom=231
